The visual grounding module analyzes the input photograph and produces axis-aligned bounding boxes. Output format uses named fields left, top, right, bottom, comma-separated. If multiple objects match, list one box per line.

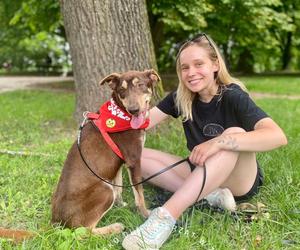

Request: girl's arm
left=146, top=107, right=169, bottom=130
left=217, top=117, right=287, bottom=152
left=190, top=117, right=287, bottom=166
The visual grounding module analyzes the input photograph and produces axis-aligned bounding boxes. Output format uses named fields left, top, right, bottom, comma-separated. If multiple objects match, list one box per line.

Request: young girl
left=122, top=34, right=287, bottom=249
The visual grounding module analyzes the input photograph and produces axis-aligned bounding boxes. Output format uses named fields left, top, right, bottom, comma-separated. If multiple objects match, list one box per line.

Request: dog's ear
left=144, top=69, right=161, bottom=86
left=99, top=73, right=120, bottom=89
left=144, top=69, right=161, bottom=99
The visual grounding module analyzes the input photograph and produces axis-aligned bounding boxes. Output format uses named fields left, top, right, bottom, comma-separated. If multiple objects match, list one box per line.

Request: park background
left=1, top=0, right=300, bottom=76
left=0, top=0, right=300, bottom=249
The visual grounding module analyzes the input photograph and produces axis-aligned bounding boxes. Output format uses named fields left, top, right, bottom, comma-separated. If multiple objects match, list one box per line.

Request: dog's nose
left=128, top=108, right=140, bottom=115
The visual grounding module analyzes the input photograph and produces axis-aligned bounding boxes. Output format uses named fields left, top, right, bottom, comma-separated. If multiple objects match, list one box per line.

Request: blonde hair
left=175, top=34, right=246, bottom=121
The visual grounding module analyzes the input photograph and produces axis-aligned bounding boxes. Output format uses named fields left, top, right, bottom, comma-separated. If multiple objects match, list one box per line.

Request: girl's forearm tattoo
left=217, top=135, right=239, bottom=150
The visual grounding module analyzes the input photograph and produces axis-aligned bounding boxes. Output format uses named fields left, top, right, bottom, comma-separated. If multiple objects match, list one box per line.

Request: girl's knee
left=223, top=127, right=246, bottom=135
left=142, top=148, right=159, bottom=158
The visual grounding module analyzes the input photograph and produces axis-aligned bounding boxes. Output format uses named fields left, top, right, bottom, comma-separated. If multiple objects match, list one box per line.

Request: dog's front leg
left=113, top=167, right=127, bottom=207
left=126, top=166, right=150, bottom=218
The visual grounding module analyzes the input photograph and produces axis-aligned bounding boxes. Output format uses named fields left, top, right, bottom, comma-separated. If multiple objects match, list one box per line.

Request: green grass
left=241, top=75, right=300, bottom=95
left=0, top=77, right=300, bottom=249
left=160, top=74, right=300, bottom=94
left=26, top=74, right=300, bottom=96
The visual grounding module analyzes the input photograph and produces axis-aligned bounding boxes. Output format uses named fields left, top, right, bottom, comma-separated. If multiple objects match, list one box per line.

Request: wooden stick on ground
left=0, top=227, right=36, bottom=242
left=0, top=149, right=51, bottom=157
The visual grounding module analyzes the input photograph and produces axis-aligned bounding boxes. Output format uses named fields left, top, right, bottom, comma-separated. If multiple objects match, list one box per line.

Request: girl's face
left=179, top=45, right=219, bottom=99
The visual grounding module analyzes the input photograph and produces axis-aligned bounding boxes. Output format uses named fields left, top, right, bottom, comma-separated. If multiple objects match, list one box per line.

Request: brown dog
left=51, top=69, right=160, bottom=235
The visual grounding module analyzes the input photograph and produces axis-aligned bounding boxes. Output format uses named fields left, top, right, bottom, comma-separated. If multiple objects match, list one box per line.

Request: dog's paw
left=141, top=209, right=151, bottom=218
left=92, top=223, right=124, bottom=235
left=146, top=209, right=151, bottom=217
left=110, top=223, right=124, bottom=233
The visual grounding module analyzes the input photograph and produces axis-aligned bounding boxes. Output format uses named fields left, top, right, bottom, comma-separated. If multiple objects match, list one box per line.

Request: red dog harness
left=86, top=99, right=149, bottom=160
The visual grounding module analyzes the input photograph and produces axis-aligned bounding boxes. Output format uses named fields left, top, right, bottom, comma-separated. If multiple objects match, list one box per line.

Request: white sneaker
left=122, top=207, right=176, bottom=250
left=205, top=188, right=236, bottom=211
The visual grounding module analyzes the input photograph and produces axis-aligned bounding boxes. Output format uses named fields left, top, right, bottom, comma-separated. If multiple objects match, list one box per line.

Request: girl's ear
left=213, top=60, right=219, bottom=73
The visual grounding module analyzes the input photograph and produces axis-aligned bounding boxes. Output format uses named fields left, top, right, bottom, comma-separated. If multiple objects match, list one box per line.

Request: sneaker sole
left=122, top=235, right=158, bottom=250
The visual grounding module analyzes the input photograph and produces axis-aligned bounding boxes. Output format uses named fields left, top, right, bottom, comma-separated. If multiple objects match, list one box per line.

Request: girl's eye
left=181, top=66, right=188, bottom=71
left=195, top=62, right=203, bottom=67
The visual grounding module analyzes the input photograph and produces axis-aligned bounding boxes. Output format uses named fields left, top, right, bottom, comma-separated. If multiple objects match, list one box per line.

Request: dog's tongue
left=130, top=113, right=144, bottom=129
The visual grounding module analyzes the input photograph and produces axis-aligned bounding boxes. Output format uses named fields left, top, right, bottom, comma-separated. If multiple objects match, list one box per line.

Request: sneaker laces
left=137, top=208, right=175, bottom=241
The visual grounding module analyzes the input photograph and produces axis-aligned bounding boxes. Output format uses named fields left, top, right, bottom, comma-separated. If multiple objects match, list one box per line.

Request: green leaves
left=148, top=0, right=300, bottom=73
left=0, top=0, right=67, bottom=73
left=9, top=0, right=61, bottom=33
left=1, top=0, right=300, bottom=74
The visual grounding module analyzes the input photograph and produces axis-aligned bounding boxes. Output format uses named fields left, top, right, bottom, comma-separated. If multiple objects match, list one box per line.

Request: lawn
left=0, top=77, right=299, bottom=249
left=240, top=75, right=300, bottom=96
left=162, top=74, right=300, bottom=96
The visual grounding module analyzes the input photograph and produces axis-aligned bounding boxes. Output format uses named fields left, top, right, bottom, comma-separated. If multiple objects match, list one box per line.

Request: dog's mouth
left=130, top=111, right=147, bottom=129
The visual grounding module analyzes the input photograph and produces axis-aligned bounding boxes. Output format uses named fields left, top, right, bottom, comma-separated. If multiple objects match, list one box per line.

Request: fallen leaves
left=236, top=202, right=270, bottom=223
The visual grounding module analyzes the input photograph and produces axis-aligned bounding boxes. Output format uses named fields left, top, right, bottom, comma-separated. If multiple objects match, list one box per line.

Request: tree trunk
left=220, top=43, right=231, bottom=70
left=281, top=31, right=292, bottom=71
left=236, top=48, right=254, bottom=74
left=60, top=0, right=158, bottom=123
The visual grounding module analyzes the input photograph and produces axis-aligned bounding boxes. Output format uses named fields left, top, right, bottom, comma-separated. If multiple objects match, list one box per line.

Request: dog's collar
left=86, top=99, right=149, bottom=159
left=98, top=99, right=149, bottom=132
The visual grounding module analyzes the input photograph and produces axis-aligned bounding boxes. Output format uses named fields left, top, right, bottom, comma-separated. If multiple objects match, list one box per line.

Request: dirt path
left=1, top=76, right=300, bottom=100
left=0, top=76, right=73, bottom=93
left=250, top=92, right=300, bottom=100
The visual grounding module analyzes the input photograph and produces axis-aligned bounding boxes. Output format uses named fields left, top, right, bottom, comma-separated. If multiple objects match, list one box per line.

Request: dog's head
left=99, top=69, right=160, bottom=129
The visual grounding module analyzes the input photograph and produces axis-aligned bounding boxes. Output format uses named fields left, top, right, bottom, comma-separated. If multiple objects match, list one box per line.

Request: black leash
left=77, top=119, right=207, bottom=202
left=77, top=121, right=188, bottom=187
left=195, top=163, right=206, bottom=203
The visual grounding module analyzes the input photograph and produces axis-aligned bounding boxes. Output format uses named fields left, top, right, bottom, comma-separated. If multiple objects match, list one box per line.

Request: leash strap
left=76, top=116, right=189, bottom=187
left=77, top=127, right=188, bottom=187
left=195, top=164, right=206, bottom=204
left=141, top=158, right=189, bottom=184
left=77, top=113, right=207, bottom=202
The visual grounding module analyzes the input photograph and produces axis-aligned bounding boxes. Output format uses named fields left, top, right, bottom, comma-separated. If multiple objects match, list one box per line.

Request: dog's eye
left=118, top=91, right=126, bottom=99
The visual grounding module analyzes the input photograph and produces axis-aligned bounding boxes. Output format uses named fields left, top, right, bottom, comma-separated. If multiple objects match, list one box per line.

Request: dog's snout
left=128, top=107, right=140, bottom=115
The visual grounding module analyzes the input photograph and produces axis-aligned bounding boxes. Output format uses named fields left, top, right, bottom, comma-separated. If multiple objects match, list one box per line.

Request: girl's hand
left=189, top=138, right=221, bottom=167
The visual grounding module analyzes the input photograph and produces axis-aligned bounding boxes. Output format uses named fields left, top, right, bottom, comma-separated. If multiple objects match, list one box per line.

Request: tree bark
left=281, top=31, right=292, bottom=71
left=60, top=0, right=158, bottom=123
left=236, top=48, right=254, bottom=74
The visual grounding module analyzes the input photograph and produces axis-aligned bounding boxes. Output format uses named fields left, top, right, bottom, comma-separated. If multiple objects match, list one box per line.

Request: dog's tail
left=0, top=227, right=35, bottom=242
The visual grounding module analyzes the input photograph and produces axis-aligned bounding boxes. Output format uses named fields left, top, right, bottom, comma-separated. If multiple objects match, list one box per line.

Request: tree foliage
left=147, top=0, right=213, bottom=71
left=148, top=0, right=300, bottom=73
left=0, top=0, right=70, bottom=73
left=1, top=0, right=300, bottom=74
left=205, top=0, right=295, bottom=72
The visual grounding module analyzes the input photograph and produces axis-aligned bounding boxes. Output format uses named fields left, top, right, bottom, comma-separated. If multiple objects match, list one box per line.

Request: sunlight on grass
left=0, top=80, right=299, bottom=249
left=241, top=75, right=300, bottom=95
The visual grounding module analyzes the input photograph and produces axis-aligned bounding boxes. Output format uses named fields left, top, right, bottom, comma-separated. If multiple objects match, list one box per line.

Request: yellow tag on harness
left=106, top=118, right=116, bottom=128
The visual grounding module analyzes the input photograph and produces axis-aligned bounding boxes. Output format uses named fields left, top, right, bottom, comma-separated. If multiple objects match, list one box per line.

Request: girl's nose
left=187, top=66, right=196, bottom=77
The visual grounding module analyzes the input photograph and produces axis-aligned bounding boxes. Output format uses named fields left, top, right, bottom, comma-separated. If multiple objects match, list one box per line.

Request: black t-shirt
left=157, top=84, right=268, bottom=151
